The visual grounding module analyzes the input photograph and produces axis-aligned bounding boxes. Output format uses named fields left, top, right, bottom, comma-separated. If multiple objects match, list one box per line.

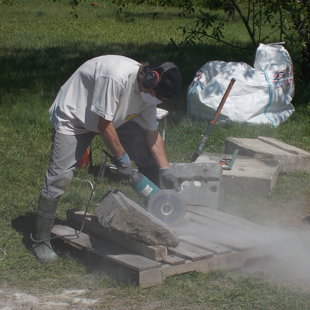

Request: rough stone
left=94, top=190, right=180, bottom=247
left=195, top=153, right=280, bottom=196
left=225, top=136, right=310, bottom=173
left=169, top=163, right=223, bottom=209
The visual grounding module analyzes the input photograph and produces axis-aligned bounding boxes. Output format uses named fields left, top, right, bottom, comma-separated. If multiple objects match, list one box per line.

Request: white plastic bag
left=187, top=43, right=295, bottom=127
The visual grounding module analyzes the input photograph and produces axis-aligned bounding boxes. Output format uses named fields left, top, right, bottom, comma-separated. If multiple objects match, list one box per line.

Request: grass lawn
left=0, top=0, right=310, bottom=309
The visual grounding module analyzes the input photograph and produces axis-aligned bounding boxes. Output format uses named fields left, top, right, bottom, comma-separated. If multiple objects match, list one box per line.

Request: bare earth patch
left=0, top=287, right=99, bottom=310
left=0, top=286, right=168, bottom=310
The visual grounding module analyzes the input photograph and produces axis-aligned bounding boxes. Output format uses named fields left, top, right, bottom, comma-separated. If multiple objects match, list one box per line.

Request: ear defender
left=142, top=62, right=177, bottom=89
left=143, top=68, right=161, bottom=88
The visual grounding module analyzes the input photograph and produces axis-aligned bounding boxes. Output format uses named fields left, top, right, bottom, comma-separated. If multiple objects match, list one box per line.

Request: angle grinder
left=129, top=171, right=186, bottom=226
left=102, top=150, right=186, bottom=226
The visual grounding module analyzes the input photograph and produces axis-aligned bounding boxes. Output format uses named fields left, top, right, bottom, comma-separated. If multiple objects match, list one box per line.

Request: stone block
left=94, top=190, right=179, bottom=247
left=169, top=163, right=223, bottom=209
left=225, top=136, right=310, bottom=173
left=195, top=153, right=280, bottom=196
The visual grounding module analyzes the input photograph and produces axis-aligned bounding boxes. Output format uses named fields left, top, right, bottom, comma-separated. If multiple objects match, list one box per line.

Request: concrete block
left=195, top=153, right=280, bottom=196
left=170, top=163, right=223, bottom=209
left=225, top=136, right=310, bottom=173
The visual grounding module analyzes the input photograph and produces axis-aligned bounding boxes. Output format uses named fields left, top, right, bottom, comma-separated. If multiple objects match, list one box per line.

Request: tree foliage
left=35, top=0, right=310, bottom=79
left=0, top=0, right=15, bottom=4
left=109, top=0, right=309, bottom=79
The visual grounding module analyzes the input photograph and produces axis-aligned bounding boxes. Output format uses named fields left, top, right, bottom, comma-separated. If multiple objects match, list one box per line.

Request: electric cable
left=30, top=179, right=95, bottom=244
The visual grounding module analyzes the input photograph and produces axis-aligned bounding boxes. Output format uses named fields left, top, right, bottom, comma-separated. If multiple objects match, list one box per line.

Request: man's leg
left=116, top=121, right=160, bottom=185
left=33, top=130, right=95, bottom=262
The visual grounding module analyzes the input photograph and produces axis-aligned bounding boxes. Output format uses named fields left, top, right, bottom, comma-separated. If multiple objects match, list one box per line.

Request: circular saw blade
left=147, top=190, right=186, bottom=226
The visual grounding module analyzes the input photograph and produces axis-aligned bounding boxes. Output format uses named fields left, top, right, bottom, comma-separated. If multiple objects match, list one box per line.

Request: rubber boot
left=32, top=195, right=58, bottom=263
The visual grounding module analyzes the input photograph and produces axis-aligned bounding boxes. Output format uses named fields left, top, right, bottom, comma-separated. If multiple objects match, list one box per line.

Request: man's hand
left=98, top=117, right=131, bottom=177
left=159, top=168, right=180, bottom=191
left=113, top=152, right=132, bottom=177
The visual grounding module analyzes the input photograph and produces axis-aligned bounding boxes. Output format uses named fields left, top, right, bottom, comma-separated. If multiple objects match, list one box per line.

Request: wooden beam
left=52, top=225, right=162, bottom=271
left=138, top=248, right=270, bottom=288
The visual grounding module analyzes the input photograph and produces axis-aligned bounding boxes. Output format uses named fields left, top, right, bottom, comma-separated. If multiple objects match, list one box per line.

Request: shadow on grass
left=0, top=41, right=256, bottom=111
left=53, top=237, right=131, bottom=285
left=11, top=212, right=71, bottom=251
left=11, top=213, right=35, bottom=250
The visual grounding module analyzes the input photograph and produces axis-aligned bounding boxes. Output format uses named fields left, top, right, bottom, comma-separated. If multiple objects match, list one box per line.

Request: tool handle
left=210, top=78, right=236, bottom=125
left=191, top=78, right=236, bottom=162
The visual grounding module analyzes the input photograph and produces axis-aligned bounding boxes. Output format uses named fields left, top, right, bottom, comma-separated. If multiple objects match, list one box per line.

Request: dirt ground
left=0, top=286, right=168, bottom=310
left=0, top=287, right=98, bottom=310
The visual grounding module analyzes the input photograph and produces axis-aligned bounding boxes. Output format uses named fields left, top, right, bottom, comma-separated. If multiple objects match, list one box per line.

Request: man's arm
left=97, top=116, right=125, bottom=157
left=146, top=129, right=180, bottom=190
left=145, top=129, right=170, bottom=169
left=98, top=116, right=132, bottom=176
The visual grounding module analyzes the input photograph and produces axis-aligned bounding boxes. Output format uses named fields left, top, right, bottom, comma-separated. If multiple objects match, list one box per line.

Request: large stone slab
left=195, top=153, right=280, bottom=196
left=225, top=136, right=310, bottom=173
left=94, top=190, right=179, bottom=247
left=170, top=163, right=223, bottom=209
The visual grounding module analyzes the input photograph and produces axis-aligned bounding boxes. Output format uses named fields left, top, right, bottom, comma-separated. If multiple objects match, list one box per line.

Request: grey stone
left=225, top=136, right=310, bottom=173
left=195, top=153, right=280, bottom=196
left=94, top=190, right=180, bottom=247
left=169, top=163, right=223, bottom=209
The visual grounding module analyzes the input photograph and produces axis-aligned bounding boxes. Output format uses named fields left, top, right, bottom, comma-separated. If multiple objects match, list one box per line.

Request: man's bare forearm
left=98, top=117, right=125, bottom=157
left=146, top=130, right=169, bottom=169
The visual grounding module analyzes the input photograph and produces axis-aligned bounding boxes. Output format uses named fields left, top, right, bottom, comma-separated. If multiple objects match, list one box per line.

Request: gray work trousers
left=40, top=121, right=159, bottom=200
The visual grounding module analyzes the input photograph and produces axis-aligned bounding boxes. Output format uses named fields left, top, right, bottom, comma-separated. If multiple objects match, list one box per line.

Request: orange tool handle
left=210, top=78, right=236, bottom=125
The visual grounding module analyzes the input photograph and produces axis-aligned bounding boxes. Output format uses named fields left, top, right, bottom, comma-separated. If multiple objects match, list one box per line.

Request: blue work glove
left=113, top=153, right=132, bottom=177
left=159, top=168, right=180, bottom=191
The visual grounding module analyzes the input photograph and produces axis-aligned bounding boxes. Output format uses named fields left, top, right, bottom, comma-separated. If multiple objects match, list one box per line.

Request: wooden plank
left=162, top=255, right=186, bottom=266
left=138, top=267, right=166, bottom=288
left=188, top=206, right=272, bottom=246
left=168, top=241, right=213, bottom=261
left=67, top=210, right=168, bottom=262
left=52, top=225, right=162, bottom=271
left=179, top=234, right=231, bottom=254
left=187, top=206, right=265, bottom=232
left=138, top=247, right=270, bottom=288
left=182, top=214, right=260, bottom=250
left=173, top=218, right=240, bottom=252
left=188, top=207, right=289, bottom=246
left=86, top=250, right=142, bottom=286
left=157, top=247, right=269, bottom=284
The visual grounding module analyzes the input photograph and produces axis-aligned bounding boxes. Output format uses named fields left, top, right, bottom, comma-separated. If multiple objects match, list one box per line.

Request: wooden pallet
left=52, top=206, right=272, bottom=288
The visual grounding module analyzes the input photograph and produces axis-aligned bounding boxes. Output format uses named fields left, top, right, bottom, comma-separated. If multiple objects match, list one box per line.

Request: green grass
left=0, top=0, right=310, bottom=308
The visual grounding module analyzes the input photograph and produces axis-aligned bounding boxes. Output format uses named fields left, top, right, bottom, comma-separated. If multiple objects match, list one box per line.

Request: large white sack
left=187, top=43, right=295, bottom=127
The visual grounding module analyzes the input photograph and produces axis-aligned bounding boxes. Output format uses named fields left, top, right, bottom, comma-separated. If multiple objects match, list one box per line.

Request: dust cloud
left=240, top=225, right=310, bottom=290
left=176, top=209, right=310, bottom=291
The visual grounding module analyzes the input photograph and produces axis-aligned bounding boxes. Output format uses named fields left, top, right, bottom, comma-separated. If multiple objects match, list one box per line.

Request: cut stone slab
left=94, top=190, right=179, bottom=247
left=170, top=163, right=223, bottom=209
left=225, top=136, right=310, bottom=173
left=195, top=153, right=280, bottom=196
